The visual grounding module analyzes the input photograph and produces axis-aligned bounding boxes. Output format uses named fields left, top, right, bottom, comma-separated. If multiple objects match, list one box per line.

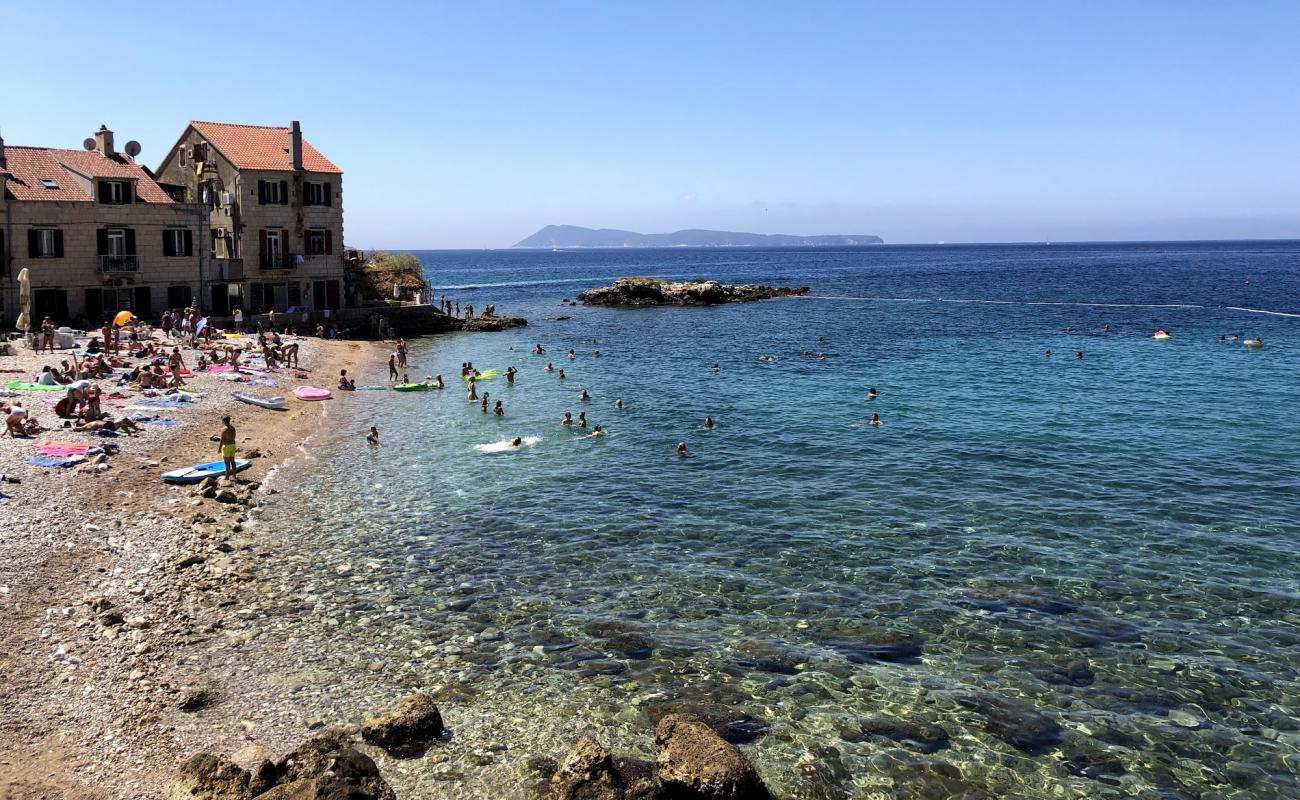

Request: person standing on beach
left=218, top=416, right=237, bottom=479
left=233, top=306, right=244, bottom=333
left=388, top=354, right=399, bottom=382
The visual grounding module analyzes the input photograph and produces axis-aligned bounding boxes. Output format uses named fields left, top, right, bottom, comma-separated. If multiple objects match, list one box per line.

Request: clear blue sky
left=5, top=1, right=1298, bottom=248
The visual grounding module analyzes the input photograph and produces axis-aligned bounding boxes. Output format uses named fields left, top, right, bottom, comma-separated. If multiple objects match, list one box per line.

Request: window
left=306, top=230, right=325, bottom=255
left=40, top=178, right=59, bottom=189
left=97, top=227, right=137, bottom=272
left=303, top=181, right=332, bottom=206
left=28, top=228, right=64, bottom=259
left=98, top=180, right=132, bottom=204
left=107, top=229, right=126, bottom=256
left=257, top=179, right=288, bottom=205
left=167, top=285, right=193, bottom=309
left=163, top=229, right=193, bottom=257
left=260, top=229, right=284, bottom=269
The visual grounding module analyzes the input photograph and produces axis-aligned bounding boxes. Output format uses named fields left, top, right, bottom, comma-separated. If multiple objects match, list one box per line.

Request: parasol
left=15, top=268, right=31, bottom=332
left=113, top=310, right=134, bottom=328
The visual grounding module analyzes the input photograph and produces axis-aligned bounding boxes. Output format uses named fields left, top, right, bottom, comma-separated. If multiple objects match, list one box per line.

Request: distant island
left=514, top=224, right=883, bottom=249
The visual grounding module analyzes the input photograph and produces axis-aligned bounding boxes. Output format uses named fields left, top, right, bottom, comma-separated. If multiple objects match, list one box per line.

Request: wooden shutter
left=53, top=230, right=64, bottom=258
left=162, top=231, right=175, bottom=257
left=97, top=182, right=111, bottom=203
left=183, top=230, right=194, bottom=256
left=28, top=229, right=39, bottom=257
left=133, top=287, right=152, bottom=319
left=323, top=181, right=332, bottom=206
left=125, top=229, right=136, bottom=254
left=124, top=183, right=134, bottom=204
left=96, top=229, right=108, bottom=256
left=85, top=289, right=104, bottom=320
left=324, top=230, right=333, bottom=255
left=259, top=229, right=268, bottom=268
left=257, top=180, right=267, bottom=205
left=279, top=180, right=289, bottom=205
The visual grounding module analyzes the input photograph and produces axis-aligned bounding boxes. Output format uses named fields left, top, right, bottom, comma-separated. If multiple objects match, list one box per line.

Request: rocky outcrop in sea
left=576, top=279, right=810, bottom=306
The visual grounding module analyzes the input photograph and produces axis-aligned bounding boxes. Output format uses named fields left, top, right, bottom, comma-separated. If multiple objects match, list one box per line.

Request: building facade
left=0, top=126, right=206, bottom=326
left=153, top=121, right=347, bottom=316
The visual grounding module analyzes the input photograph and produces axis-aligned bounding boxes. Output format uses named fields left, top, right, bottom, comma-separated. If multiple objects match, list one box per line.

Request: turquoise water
left=258, top=242, right=1299, bottom=798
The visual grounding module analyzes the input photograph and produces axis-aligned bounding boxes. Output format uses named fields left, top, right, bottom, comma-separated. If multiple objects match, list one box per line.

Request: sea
left=253, top=241, right=1300, bottom=799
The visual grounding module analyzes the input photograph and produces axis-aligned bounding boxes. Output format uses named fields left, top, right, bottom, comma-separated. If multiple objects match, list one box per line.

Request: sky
left=4, top=1, right=1299, bottom=248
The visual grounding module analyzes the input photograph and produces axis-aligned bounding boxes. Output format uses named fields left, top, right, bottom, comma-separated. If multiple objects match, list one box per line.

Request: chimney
left=289, top=120, right=303, bottom=171
left=95, top=125, right=115, bottom=156
left=0, top=128, right=7, bottom=172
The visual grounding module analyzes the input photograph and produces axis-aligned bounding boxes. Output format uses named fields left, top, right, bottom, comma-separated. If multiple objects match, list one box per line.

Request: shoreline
left=0, top=335, right=383, bottom=796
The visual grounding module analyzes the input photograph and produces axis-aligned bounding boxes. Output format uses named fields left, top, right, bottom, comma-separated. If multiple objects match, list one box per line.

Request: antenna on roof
left=82, top=138, right=96, bottom=151
left=124, top=140, right=141, bottom=157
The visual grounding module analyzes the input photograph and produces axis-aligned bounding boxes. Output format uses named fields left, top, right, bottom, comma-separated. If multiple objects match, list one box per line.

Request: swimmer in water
left=818, top=336, right=826, bottom=343
left=433, top=375, right=444, bottom=389
left=546, top=362, right=554, bottom=372
left=867, top=387, right=878, bottom=400
left=481, top=396, right=489, bottom=413
left=703, top=416, right=714, bottom=429
left=366, top=426, right=379, bottom=446
left=568, top=349, right=576, bottom=360
left=533, top=344, right=545, bottom=355
left=818, top=352, right=827, bottom=362
left=578, top=411, right=587, bottom=429
left=677, top=441, right=689, bottom=457
left=590, top=424, right=605, bottom=436
left=511, top=436, right=523, bottom=447
left=1243, top=337, right=1263, bottom=348
left=711, top=363, right=720, bottom=371
left=870, top=413, right=882, bottom=426
left=1045, top=349, right=1052, bottom=358
left=593, top=350, right=600, bottom=357
left=506, top=366, right=517, bottom=384
left=562, top=412, right=573, bottom=427
left=494, top=400, right=504, bottom=416
left=1076, top=351, right=1083, bottom=359
left=558, top=368, right=566, bottom=380
left=615, top=399, right=624, bottom=410
left=579, top=389, right=590, bottom=401
left=758, top=354, right=771, bottom=362
left=467, top=381, right=478, bottom=401
left=1219, top=335, right=1226, bottom=343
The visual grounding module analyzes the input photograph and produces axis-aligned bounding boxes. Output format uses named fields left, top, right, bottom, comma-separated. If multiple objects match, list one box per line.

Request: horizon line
left=357, top=237, right=1300, bottom=252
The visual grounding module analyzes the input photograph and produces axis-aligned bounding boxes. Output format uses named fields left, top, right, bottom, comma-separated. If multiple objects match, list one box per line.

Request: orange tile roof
left=191, top=121, right=342, bottom=173
left=3, top=146, right=174, bottom=203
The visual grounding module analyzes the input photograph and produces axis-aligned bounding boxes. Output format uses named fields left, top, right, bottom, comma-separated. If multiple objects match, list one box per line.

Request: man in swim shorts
left=218, top=416, right=237, bottom=479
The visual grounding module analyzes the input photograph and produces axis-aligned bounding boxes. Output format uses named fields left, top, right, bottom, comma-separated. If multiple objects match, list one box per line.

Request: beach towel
left=34, top=440, right=91, bottom=456
left=29, top=455, right=86, bottom=468
left=124, top=401, right=188, bottom=411
left=205, top=365, right=233, bottom=373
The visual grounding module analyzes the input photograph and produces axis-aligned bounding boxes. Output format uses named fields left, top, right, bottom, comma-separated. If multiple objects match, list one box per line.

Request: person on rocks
left=218, top=416, right=237, bottom=479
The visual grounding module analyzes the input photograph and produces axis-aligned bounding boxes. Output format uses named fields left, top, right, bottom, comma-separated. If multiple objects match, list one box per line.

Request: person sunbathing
left=74, top=417, right=141, bottom=435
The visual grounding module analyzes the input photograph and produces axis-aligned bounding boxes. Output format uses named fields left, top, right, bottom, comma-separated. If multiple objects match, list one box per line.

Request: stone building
left=153, top=121, right=346, bottom=316
left=0, top=125, right=206, bottom=326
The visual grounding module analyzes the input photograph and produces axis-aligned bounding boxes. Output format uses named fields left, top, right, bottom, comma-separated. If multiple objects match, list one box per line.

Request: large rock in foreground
left=549, top=738, right=661, bottom=800
left=654, top=714, right=770, bottom=800
left=360, top=692, right=445, bottom=752
left=577, top=279, right=809, bottom=307
left=172, top=730, right=395, bottom=800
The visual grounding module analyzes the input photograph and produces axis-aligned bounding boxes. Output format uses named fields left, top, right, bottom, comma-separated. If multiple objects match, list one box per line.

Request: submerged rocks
left=811, top=626, right=924, bottom=663
left=957, top=693, right=1062, bottom=754
left=359, top=692, right=444, bottom=752
left=840, top=716, right=951, bottom=753
left=654, top=714, right=770, bottom=799
left=644, top=704, right=770, bottom=745
left=577, top=278, right=810, bottom=307
left=549, top=738, right=660, bottom=800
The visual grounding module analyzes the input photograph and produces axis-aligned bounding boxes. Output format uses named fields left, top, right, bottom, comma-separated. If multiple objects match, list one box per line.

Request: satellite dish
left=124, top=140, right=142, bottom=157
left=83, top=138, right=96, bottom=151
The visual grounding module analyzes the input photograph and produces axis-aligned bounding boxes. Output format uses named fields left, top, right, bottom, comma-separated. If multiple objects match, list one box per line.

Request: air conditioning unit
left=221, top=192, right=233, bottom=206
left=113, top=279, right=125, bottom=287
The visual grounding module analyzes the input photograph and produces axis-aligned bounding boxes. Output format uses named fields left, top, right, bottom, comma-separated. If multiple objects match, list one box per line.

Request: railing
left=261, top=252, right=299, bottom=270
left=99, top=255, right=140, bottom=272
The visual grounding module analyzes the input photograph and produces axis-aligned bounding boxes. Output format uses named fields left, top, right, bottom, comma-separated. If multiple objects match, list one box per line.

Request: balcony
left=260, top=252, right=299, bottom=271
left=99, top=255, right=140, bottom=273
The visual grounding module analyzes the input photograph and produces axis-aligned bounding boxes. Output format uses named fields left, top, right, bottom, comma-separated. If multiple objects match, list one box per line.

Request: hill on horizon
left=514, top=225, right=883, bottom=249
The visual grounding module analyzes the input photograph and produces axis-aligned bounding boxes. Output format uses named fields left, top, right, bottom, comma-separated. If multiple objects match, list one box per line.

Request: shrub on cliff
left=355, top=251, right=429, bottom=304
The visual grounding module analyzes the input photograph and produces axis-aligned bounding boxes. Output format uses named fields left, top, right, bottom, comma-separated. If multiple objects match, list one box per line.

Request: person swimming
left=703, top=416, right=714, bottom=429
left=558, top=369, right=566, bottom=380
left=867, top=387, right=878, bottom=400
left=366, top=426, right=379, bottom=446
left=568, top=349, right=576, bottom=360
left=1243, top=337, right=1263, bottom=347
left=578, top=411, right=587, bottom=429
left=511, top=436, right=523, bottom=447
left=561, top=412, right=573, bottom=427
left=711, top=363, right=720, bottom=371
left=818, top=353, right=827, bottom=362
left=506, top=366, right=517, bottom=384
left=1076, top=351, right=1083, bottom=359
left=590, top=424, right=605, bottom=436
left=481, top=396, right=489, bottom=413
left=677, top=441, right=689, bottom=457
left=533, top=344, right=545, bottom=354
left=870, top=413, right=882, bottom=426
left=615, top=399, right=624, bottom=410
left=546, top=362, right=554, bottom=372
left=1045, top=349, right=1052, bottom=357
left=579, top=389, right=590, bottom=400
left=758, top=354, right=772, bottom=362
left=494, top=400, right=504, bottom=416
left=433, top=375, right=444, bottom=389
left=467, top=382, right=478, bottom=401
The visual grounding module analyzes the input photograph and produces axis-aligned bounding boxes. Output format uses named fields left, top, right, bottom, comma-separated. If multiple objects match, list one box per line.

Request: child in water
left=366, top=426, right=380, bottom=446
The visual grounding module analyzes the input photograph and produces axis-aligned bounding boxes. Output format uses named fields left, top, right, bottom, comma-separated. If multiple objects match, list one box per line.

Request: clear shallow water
left=256, top=243, right=1300, bottom=798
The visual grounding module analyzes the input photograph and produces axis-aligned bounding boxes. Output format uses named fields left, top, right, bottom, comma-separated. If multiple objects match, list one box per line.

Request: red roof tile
left=2, top=146, right=175, bottom=203
left=191, top=121, right=342, bottom=173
